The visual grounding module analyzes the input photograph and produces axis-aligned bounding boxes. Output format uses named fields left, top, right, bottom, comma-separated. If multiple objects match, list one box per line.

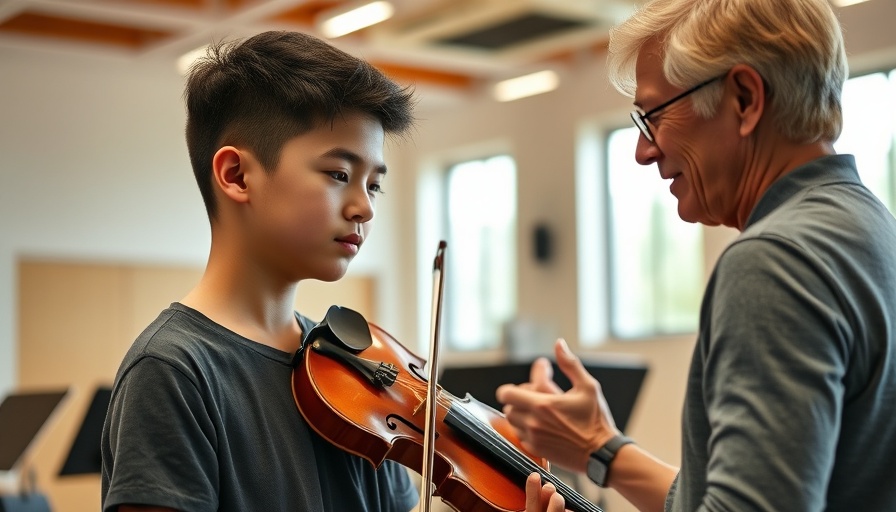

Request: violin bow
left=419, top=240, right=447, bottom=512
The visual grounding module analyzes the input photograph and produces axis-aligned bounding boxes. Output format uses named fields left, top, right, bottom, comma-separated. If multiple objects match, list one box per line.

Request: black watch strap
left=586, top=434, right=634, bottom=487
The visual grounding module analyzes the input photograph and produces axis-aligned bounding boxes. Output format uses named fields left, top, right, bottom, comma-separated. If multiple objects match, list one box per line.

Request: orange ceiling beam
left=84, top=0, right=259, bottom=11
left=0, top=11, right=172, bottom=50
left=269, top=0, right=343, bottom=26
left=538, top=38, right=609, bottom=65
left=372, top=61, right=475, bottom=89
left=104, top=0, right=206, bottom=8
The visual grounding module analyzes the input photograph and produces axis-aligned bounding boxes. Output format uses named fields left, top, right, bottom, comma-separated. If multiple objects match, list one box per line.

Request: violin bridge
left=374, top=362, right=399, bottom=387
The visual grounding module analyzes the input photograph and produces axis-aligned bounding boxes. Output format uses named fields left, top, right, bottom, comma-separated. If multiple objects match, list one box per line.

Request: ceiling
left=0, top=0, right=638, bottom=104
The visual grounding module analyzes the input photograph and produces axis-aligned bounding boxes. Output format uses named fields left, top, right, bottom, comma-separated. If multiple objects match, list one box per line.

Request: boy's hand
left=525, top=472, right=568, bottom=512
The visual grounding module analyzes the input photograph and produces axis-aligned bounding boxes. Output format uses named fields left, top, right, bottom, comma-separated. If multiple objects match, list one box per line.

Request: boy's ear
left=212, top=146, right=249, bottom=204
left=728, top=64, right=765, bottom=138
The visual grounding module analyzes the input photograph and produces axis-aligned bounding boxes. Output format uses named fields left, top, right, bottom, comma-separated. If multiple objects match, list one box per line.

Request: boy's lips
left=336, top=233, right=362, bottom=246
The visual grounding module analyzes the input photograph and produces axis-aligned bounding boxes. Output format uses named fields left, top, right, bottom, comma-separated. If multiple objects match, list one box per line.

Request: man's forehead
left=633, top=41, right=668, bottom=104
left=635, top=38, right=665, bottom=72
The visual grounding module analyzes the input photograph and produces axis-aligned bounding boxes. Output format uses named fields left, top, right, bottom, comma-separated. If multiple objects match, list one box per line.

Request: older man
left=500, top=0, right=896, bottom=510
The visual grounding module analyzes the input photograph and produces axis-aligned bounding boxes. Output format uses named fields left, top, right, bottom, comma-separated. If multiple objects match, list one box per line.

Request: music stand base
left=0, top=493, right=51, bottom=512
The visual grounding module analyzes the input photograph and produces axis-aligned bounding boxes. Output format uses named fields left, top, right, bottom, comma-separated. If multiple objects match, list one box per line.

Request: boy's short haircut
left=184, top=31, right=416, bottom=218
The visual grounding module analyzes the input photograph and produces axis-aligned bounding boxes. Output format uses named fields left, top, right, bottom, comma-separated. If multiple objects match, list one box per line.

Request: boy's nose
left=347, top=189, right=375, bottom=223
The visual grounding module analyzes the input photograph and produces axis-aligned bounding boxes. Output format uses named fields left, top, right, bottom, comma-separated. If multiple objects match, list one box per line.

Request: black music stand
left=0, top=389, right=68, bottom=512
left=439, top=358, right=648, bottom=433
left=0, top=390, right=68, bottom=473
left=58, top=387, right=112, bottom=476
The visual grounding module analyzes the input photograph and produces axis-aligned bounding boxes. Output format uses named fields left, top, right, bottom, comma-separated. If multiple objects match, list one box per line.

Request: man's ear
left=728, top=64, right=766, bottom=138
left=212, top=146, right=250, bottom=204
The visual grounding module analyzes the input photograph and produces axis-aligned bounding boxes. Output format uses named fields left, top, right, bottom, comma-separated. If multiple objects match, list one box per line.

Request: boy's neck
left=182, top=255, right=303, bottom=354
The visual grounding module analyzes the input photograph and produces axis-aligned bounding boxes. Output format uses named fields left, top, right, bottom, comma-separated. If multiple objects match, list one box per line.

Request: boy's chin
left=312, top=265, right=350, bottom=283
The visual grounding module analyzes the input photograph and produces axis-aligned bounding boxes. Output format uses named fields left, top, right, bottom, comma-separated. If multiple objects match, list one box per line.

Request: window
left=443, top=155, right=518, bottom=350
left=604, top=127, right=703, bottom=339
left=836, top=69, right=896, bottom=212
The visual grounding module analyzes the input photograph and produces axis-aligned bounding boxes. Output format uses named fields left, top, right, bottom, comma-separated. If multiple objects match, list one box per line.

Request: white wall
left=0, top=51, right=200, bottom=394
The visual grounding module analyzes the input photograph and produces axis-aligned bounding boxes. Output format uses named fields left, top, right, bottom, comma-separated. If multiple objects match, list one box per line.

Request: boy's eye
left=369, top=182, right=385, bottom=195
left=327, top=171, right=349, bottom=182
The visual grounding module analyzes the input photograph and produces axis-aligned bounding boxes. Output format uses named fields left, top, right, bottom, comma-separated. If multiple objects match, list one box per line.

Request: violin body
left=292, top=320, right=547, bottom=512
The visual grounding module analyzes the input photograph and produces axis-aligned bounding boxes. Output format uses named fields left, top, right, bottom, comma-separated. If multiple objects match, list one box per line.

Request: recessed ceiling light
left=493, top=70, right=560, bottom=102
left=319, top=1, right=394, bottom=39
left=177, top=45, right=208, bottom=75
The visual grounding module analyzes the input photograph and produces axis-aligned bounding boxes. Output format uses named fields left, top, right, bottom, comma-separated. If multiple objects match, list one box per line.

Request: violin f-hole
left=385, top=413, right=440, bottom=439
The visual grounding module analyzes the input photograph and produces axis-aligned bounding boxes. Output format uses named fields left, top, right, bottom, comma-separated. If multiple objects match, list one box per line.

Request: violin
left=290, top=304, right=604, bottom=512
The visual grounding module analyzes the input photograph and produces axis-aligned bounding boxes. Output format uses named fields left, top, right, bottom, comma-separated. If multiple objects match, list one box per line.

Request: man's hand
left=496, top=339, right=620, bottom=473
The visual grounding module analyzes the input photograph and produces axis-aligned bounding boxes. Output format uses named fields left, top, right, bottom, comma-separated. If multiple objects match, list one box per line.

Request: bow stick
left=419, top=240, right=447, bottom=512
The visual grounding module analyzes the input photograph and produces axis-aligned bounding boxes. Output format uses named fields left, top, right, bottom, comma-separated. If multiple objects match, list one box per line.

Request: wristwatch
left=586, top=435, right=634, bottom=487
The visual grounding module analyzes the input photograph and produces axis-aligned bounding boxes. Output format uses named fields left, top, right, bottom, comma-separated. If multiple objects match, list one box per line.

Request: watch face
left=586, top=457, right=608, bottom=487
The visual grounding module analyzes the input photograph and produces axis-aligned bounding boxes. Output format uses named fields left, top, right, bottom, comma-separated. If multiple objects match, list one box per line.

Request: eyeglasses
left=630, top=75, right=724, bottom=143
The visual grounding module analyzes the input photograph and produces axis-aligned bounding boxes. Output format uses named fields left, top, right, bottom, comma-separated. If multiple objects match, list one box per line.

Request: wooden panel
left=16, top=260, right=202, bottom=512
left=18, top=261, right=126, bottom=389
left=17, top=260, right=127, bottom=512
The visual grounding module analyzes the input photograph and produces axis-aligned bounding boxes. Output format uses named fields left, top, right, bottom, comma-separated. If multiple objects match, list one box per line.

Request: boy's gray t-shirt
left=102, top=302, right=418, bottom=512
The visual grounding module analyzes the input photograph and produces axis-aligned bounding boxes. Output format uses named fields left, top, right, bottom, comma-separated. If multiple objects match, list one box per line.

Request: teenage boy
left=101, top=31, right=418, bottom=512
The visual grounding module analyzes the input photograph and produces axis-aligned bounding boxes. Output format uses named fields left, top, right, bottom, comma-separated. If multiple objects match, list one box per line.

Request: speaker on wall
left=533, top=223, right=552, bottom=263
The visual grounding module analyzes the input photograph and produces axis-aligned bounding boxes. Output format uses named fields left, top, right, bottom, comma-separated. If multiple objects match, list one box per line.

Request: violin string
left=448, top=404, right=600, bottom=512
left=384, top=373, right=598, bottom=511
left=389, top=375, right=463, bottom=414
left=392, top=375, right=507, bottom=417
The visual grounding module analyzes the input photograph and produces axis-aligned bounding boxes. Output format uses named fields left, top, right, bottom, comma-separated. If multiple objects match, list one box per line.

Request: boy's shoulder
left=124, top=303, right=303, bottom=369
left=131, top=303, right=215, bottom=351
left=117, top=303, right=229, bottom=376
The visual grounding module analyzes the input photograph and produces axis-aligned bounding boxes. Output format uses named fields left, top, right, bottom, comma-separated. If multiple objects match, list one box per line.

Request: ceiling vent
left=438, top=12, right=589, bottom=51
left=378, top=0, right=628, bottom=54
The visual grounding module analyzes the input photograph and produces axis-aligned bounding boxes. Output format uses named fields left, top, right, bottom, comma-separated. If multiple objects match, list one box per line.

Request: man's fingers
left=496, top=383, right=547, bottom=410
left=553, top=339, right=594, bottom=391
left=529, top=356, right=553, bottom=386
left=496, top=351, right=567, bottom=407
